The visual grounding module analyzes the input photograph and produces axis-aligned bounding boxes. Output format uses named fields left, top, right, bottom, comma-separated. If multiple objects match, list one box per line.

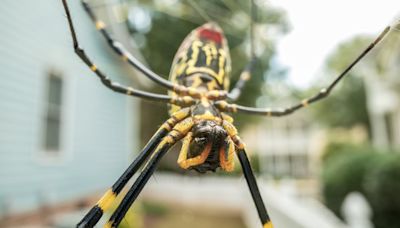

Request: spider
left=60, top=0, right=391, bottom=227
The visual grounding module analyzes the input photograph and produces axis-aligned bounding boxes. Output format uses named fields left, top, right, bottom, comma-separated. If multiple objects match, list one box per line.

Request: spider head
left=186, top=120, right=228, bottom=173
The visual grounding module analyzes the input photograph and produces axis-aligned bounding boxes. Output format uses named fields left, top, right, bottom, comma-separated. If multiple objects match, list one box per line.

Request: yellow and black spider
left=61, top=0, right=391, bottom=227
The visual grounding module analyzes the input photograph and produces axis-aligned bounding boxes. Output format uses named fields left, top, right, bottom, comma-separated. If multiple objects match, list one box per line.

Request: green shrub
left=364, top=154, right=400, bottom=228
left=321, top=143, right=400, bottom=228
left=321, top=147, right=377, bottom=217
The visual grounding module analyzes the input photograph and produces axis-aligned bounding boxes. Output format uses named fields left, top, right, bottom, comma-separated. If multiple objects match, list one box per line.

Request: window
left=263, top=154, right=310, bottom=179
left=42, top=71, right=63, bottom=154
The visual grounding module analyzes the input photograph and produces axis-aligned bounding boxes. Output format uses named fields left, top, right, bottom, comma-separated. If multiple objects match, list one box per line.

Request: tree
left=312, top=37, right=372, bottom=134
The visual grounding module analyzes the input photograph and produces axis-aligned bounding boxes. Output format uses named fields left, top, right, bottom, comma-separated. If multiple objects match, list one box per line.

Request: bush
left=321, top=143, right=400, bottom=228
left=320, top=142, right=351, bottom=164
left=364, top=154, right=400, bottom=228
left=321, top=145, right=377, bottom=217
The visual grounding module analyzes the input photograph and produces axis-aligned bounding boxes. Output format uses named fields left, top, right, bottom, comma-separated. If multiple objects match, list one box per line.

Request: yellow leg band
left=90, top=64, right=97, bottom=71
left=97, top=189, right=117, bottom=211
left=264, top=221, right=273, bottom=228
left=95, top=20, right=106, bottom=30
left=104, top=221, right=112, bottom=228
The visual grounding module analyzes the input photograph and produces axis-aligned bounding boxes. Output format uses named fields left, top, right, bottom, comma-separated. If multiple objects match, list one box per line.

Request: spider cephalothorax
left=187, top=120, right=227, bottom=173
left=61, top=0, right=392, bottom=227
left=176, top=101, right=235, bottom=173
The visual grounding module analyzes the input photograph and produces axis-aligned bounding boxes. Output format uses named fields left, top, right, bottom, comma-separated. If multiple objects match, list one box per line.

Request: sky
left=268, top=0, right=399, bottom=88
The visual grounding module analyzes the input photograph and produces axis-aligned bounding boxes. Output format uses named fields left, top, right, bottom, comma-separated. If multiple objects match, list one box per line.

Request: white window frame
left=37, top=67, right=73, bottom=165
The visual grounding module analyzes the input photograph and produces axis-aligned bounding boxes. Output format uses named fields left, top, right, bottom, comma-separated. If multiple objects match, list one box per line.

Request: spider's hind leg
left=228, top=0, right=257, bottom=101
left=79, top=0, right=177, bottom=91
left=228, top=58, right=256, bottom=100
left=61, top=0, right=173, bottom=103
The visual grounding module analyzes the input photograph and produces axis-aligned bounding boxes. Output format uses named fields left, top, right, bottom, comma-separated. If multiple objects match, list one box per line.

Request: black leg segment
left=106, top=142, right=172, bottom=227
left=218, top=25, right=391, bottom=117
left=61, top=0, right=172, bottom=103
left=80, top=0, right=177, bottom=91
left=76, top=128, right=168, bottom=228
left=237, top=149, right=273, bottom=228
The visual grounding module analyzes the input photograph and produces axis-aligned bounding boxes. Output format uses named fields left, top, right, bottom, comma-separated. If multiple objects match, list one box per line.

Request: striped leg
left=78, top=0, right=225, bottom=99
left=77, top=109, right=191, bottom=228
left=217, top=25, right=391, bottom=117
left=177, top=132, right=215, bottom=169
left=238, top=149, right=273, bottom=228
left=106, top=118, right=194, bottom=228
left=219, top=137, right=235, bottom=172
left=228, top=58, right=255, bottom=100
left=222, top=120, right=273, bottom=227
left=61, top=0, right=171, bottom=102
left=105, top=141, right=171, bottom=228
left=177, top=132, right=193, bottom=169
left=228, top=0, right=257, bottom=101
left=79, top=0, right=176, bottom=91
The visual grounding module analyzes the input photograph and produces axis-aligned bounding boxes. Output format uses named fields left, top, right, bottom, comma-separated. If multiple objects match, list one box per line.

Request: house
left=0, top=0, right=143, bottom=224
left=241, top=108, right=320, bottom=180
left=361, top=24, right=400, bottom=149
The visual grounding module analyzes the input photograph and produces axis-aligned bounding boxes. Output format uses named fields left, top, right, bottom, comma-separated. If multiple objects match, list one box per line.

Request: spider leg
left=217, top=25, right=391, bottom=116
left=77, top=109, right=191, bottom=228
left=61, top=0, right=171, bottom=103
left=177, top=132, right=214, bottom=169
left=78, top=0, right=228, bottom=99
left=237, top=148, right=273, bottom=228
left=79, top=0, right=177, bottom=90
left=219, top=137, right=235, bottom=172
left=228, top=0, right=257, bottom=101
left=228, top=58, right=256, bottom=100
left=177, top=132, right=192, bottom=169
left=106, top=117, right=194, bottom=228
left=106, top=141, right=171, bottom=228
left=222, top=120, right=272, bottom=227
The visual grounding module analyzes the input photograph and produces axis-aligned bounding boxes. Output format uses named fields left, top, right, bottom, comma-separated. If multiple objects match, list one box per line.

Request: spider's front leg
left=77, top=109, right=191, bottom=228
left=222, top=120, right=273, bottom=228
left=106, top=117, right=195, bottom=228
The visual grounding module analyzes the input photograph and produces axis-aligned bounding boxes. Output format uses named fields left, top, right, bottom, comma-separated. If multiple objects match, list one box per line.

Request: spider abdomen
left=168, top=22, right=232, bottom=114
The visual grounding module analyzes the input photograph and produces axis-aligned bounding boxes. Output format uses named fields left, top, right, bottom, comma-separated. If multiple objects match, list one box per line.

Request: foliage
left=321, top=143, right=377, bottom=218
left=364, top=153, right=400, bottom=228
left=320, top=142, right=361, bottom=164
left=321, top=142, right=400, bottom=227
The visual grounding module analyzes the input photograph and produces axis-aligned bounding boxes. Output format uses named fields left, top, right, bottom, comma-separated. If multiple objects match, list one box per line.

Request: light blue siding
left=0, top=0, right=140, bottom=215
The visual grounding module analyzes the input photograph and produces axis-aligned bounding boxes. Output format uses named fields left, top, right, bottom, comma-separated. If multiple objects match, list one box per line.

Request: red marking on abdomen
left=198, top=28, right=222, bottom=44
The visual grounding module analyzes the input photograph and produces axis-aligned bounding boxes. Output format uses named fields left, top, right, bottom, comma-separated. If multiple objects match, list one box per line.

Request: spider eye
left=194, top=137, right=207, bottom=144
left=195, top=131, right=209, bottom=137
left=193, top=125, right=212, bottom=138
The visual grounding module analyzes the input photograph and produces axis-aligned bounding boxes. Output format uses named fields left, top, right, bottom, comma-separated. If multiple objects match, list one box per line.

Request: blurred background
left=0, top=0, right=399, bottom=227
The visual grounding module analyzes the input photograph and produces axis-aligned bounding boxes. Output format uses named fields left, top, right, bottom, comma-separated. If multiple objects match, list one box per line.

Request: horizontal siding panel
left=0, top=0, right=138, bottom=215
